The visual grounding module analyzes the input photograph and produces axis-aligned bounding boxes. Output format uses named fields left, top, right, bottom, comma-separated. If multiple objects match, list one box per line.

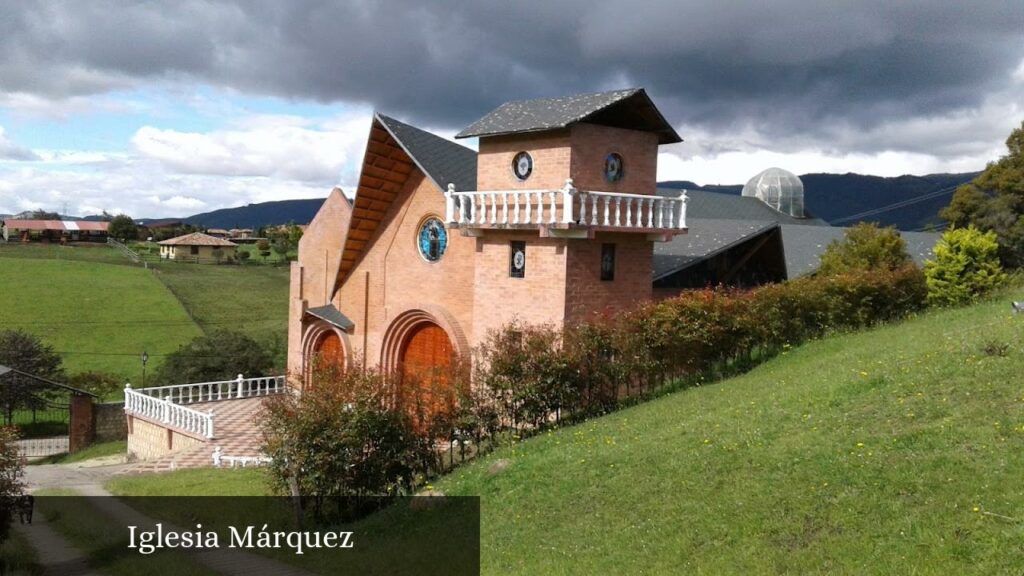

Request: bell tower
left=448, top=88, right=687, bottom=340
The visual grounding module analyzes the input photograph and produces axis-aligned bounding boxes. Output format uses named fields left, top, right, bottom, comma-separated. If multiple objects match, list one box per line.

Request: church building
left=287, top=88, right=688, bottom=388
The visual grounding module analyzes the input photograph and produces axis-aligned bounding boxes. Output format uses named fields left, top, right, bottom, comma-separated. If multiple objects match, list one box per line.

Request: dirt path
left=23, top=460, right=131, bottom=495
left=12, top=515, right=98, bottom=576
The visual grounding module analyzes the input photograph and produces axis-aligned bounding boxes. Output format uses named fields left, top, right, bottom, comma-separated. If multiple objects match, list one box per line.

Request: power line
left=830, top=184, right=960, bottom=224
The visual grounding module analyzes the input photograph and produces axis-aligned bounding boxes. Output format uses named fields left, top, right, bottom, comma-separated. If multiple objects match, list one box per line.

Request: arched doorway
left=399, top=322, right=454, bottom=423
left=307, top=330, right=345, bottom=387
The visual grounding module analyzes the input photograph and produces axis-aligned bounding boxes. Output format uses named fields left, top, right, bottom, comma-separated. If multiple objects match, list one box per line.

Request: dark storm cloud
left=1, top=1, right=1022, bottom=140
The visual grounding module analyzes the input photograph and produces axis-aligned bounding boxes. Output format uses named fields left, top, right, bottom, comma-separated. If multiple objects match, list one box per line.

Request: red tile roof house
left=287, top=88, right=688, bottom=393
left=1, top=219, right=110, bottom=243
left=157, top=232, right=238, bottom=263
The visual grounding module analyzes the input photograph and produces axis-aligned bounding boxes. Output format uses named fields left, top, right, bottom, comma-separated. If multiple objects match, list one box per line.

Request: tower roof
left=455, top=88, right=682, bottom=144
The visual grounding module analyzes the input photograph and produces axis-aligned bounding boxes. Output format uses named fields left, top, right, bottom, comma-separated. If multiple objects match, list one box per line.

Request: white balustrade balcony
left=444, top=179, right=687, bottom=240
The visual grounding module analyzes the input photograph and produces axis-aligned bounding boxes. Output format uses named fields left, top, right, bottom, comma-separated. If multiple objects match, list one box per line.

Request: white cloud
left=131, top=109, right=372, bottom=185
left=0, top=126, right=40, bottom=161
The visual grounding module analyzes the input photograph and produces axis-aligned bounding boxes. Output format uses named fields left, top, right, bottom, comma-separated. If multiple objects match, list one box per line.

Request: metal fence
left=15, top=437, right=69, bottom=458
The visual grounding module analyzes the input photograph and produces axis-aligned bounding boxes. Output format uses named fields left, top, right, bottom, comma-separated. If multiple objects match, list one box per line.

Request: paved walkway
left=126, top=397, right=268, bottom=473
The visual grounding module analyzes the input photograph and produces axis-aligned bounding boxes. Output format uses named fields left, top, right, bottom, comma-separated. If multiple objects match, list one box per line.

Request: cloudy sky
left=1, top=1, right=1022, bottom=218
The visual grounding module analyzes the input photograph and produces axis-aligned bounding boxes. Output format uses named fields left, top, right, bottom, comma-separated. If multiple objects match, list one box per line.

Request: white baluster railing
left=124, top=374, right=287, bottom=440
left=124, top=384, right=215, bottom=439
left=444, top=183, right=687, bottom=231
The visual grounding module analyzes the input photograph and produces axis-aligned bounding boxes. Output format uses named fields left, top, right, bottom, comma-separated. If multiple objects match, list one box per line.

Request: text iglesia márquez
left=128, top=523, right=355, bottom=555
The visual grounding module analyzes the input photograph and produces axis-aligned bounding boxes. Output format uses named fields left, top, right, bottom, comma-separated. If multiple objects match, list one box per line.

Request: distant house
left=205, top=228, right=231, bottom=239
left=228, top=228, right=254, bottom=239
left=2, top=219, right=109, bottom=243
left=158, top=232, right=238, bottom=262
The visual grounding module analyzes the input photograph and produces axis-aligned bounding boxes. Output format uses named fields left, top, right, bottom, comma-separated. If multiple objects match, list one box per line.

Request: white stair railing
left=124, top=384, right=215, bottom=439
left=123, top=374, right=286, bottom=440
left=445, top=180, right=687, bottom=231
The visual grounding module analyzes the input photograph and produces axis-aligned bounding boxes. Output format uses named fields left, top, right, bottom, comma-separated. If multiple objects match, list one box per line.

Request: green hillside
left=437, top=289, right=1024, bottom=575
left=0, top=257, right=202, bottom=384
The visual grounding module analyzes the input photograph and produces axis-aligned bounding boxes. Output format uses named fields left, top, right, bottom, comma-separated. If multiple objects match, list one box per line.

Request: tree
left=941, top=121, right=1024, bottom=267
left=0, top=426, right=25, bottom=546
left=151, top=330, right=274, bottom=385
left=924, top=227, right=1007, bottom=306
left=257, top=238, right=272, bottom=263
left=817, top=222, right=912, bottom=275
left=108, top=214, right=138, bottom=243
left=272, top=239, right=290, bottom=261
left=0, top=330, right=64, bottom=381
left=30, top=209, right=60, bottom=220
left=237, top=250, right=251, bottom=264
left=288, top=224, right=304, bottom=246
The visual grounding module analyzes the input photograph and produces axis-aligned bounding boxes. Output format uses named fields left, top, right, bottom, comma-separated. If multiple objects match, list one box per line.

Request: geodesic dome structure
left=741, top=167, right=805, bottom=218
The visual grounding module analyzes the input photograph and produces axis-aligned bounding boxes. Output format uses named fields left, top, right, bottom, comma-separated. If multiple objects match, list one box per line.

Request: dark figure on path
left=16, top=495, right=33, bottom=525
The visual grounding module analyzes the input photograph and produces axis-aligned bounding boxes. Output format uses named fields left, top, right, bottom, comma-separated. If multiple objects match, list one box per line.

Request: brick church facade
left=287, top=89, right=687, bottom=388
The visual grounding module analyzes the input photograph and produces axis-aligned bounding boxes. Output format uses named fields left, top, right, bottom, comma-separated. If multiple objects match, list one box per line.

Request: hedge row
left=474, top=263, right=928, bottom=429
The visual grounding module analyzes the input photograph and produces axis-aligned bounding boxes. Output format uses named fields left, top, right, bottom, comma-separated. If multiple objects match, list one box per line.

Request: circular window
left=605, top=153, right=624, bottom=183
left=512, top=151, right=533, bottom=181
left=417, top=217, right=448, bottom=262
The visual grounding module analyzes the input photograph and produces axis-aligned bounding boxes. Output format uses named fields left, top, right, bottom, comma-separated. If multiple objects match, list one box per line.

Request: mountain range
left=2, top=172, right=979, bottom=231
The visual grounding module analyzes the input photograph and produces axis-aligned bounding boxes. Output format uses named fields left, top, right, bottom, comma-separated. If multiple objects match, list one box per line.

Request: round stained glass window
left=605, top=153, right=624, bottom=183
left=512, top=151, right=533, bottom=181
left=418, top=217, right=448, bottom=262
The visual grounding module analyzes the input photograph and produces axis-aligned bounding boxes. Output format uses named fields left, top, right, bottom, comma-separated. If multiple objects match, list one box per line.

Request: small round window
left=417, top=217, right=448, bottom=262
left=512, top=151, right=533, bottom=181
left=605, top=153, right=624, bottom=183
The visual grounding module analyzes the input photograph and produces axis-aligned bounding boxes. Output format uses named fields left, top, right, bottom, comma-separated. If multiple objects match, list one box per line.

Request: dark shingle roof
left=376, top=114, right=477, bottom=192
left=306, top=304, right=355, bottom=332
left=779, top=225, right=940, bottom=278
left=659, top=188, right=828, bottom=226
left=456, top=88, right=682, bottom=144
left=653, top=219, right=778, bottom=280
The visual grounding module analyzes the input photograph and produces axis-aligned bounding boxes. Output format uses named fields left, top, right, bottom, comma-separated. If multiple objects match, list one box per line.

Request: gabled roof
left=3, top=219, right=109, bottom=232
left=377, top=114, right=476, bottom=192
left=778, top=225, right=940, bottom=278
left=157, top=232, right=238, bottom=247
left=658, top=188, right=828, bottom=226
left=456, top=88, right=682, bottom=144
left=653, top=219, right=779, bottom=280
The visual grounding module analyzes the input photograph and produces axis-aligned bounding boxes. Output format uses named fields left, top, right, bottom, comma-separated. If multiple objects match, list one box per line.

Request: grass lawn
left=106, top=467, right=273, bottom=496
left=150, top=262, right=290, bottom=368
left=0, top=257, right=203, bottom=386
left=33, top=489, right=217, bottom=576
left=432, top=289, right=1024, bottom=575
left=0, top=242, right=133, bottom=266
left=30, top=440, right=126, bottom=465
left=0, top=527, right=43, bottom=575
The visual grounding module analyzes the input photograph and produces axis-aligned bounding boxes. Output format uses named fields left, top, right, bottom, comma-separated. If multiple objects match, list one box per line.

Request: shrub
left=261, top=361, right=433, bottom=500
left=924, top=227, right=1007, bottom=306
left=0, top=426, right=24, bottom=545
left=151, top=330, right=274, bottom=385
left=818, top=222, right=912, bottom=275
left=66, top=371, right=122, bottom=398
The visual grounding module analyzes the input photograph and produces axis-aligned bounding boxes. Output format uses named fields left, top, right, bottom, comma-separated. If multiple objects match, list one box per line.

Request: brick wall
left=335, top=171, right=477, bottom=363
left=94, top=402, right=127, bottom=442
left=126, top=415, right=205, bottom=461
left=564, top=233, right=653, bottom=324
left=477, top=131, right=572, bottom=191
left=69, top=396, right=93, bottom=453
left=471, top=233, right=569, bottom=347
left=569, top=123, right=659, bottom=194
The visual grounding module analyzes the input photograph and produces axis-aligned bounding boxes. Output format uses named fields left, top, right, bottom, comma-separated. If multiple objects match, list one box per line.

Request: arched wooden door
left=308, top=330, right=345, bottom=388
left=399, top=322, right=453, bottom=421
